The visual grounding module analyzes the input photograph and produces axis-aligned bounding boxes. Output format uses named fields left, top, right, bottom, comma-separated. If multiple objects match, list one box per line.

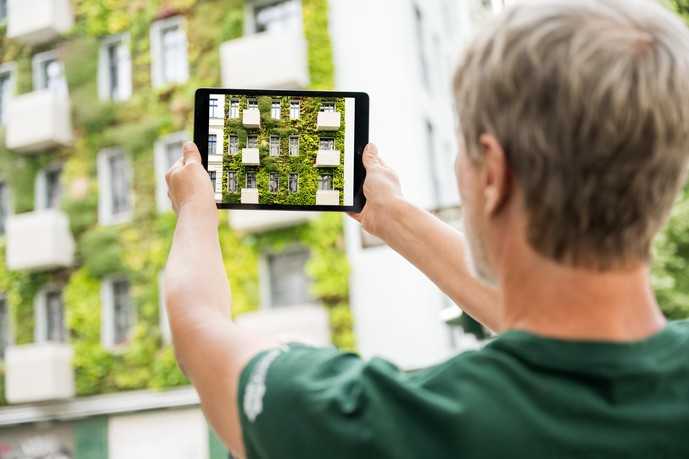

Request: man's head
left=453, top=0, right=689, bottom=284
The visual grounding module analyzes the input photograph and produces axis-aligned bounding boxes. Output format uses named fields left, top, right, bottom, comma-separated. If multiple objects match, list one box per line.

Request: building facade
left=0, top=0, right=497, bottom=457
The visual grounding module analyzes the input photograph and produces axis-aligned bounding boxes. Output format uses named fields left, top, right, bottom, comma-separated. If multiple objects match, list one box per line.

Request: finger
left=182, top=141, right=202, bottom=165
left=165, top=157, right=184, bottom=186
left=362, top=144, right=380, bottom=169
left=347, top=212, right=362, bottom=222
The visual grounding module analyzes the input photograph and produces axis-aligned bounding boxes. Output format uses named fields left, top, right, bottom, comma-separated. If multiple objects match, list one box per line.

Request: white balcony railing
left=242, top=108, right=261, bottom=129
left=229, top=210, right=316, bottom=233
left=316, top=190, right=340, bottom=206
left=5, top=89, right=73, bottom=153
left=6, top=209, right=75, bottom=271
left=242, top=148, right=260, bottom=166
left=220, top=30, right=309, bottom=89
left=317, top=111, right=341, bottom=131
left=5, top=343, right=75, bottom=404
left=315, top=150, right=340, bottom=167
left=241, top=188, right=259, bottom=204
left=7, top=0, right=74, bottom=45
left=236, top=305, right=330, bottom=346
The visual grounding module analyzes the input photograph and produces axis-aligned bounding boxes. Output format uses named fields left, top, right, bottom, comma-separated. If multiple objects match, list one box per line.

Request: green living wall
left=0, top=0, right=353, bottom=406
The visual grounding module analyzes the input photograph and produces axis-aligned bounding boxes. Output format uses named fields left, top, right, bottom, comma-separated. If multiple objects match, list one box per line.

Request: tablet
left=194, top=88, right=369, bottom=212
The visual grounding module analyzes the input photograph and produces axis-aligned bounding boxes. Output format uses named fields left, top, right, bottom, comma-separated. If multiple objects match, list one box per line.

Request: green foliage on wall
left=0, top=0, right=354, bottom=405
left=221, top=95, right=345, bottom=205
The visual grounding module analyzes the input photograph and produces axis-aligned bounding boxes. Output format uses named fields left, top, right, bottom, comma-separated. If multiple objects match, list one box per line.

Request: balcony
left=229, top=210, right=316, bottom=233
left=317, top=111, right=341, bottom=131
left=6, top=209, right=75, bottom=271
left=316, top=150, right=341, bottom=167
left=242, top=148, right=260, bottom=166
left=242, top=108, right=261, bottom=129
left=236, top=305, right=330, bottom=346
left=220, top=30, right=309, bottom=89
left=5, top=89, right=73, bottom=153
left=316, top=190, right=340, bottom=206
left=241, top=188, right=259, bottom=204
left=5, top=343, right=75, bottom=404
left=7, top=0, right=74, bottom=45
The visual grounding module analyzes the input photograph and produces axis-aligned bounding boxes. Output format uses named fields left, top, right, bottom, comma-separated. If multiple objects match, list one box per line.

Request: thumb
left=362, top=143, right=380, bottom=169
left=182, top=141, right=202, bottom=165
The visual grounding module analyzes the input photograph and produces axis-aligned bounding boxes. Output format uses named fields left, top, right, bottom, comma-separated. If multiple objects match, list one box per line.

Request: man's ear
left=479, top=133, right=511, bottom=217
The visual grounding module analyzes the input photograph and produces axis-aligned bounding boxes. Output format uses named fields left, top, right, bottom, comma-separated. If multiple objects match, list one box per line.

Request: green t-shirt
left=238, top=320, right=689, bottom=459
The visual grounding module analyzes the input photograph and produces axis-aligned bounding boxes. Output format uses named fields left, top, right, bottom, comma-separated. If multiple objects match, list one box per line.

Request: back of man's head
left=453, top=0, right=689, bottom=270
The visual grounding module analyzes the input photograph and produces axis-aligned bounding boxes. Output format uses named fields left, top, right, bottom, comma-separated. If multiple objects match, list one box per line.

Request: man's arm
left=164, top=142, right=278, bottom=458
left=351, top=145, right=501, bottom=332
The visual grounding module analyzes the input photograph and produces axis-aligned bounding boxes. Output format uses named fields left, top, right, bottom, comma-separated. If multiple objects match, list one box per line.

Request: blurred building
left=0, top=0, right=499, bottom=457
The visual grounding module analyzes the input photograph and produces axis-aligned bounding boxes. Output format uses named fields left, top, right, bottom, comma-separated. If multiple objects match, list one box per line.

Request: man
left=164, top=0, right=689, bottom=457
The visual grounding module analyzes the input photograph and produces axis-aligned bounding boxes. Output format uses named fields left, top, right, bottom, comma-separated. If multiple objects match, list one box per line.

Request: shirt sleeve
left=237, top=344, right=436, bottom=459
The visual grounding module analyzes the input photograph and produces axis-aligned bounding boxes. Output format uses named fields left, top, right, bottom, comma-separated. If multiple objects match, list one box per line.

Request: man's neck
left=499, top=255, right=667, bottom=342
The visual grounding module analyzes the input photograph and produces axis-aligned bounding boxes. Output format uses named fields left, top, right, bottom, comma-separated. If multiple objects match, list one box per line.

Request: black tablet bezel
left=194, top=87, right=368, bottom=212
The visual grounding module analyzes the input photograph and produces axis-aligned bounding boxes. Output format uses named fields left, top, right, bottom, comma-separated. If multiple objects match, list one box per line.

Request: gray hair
left=453, top=0, right=689, bottom=269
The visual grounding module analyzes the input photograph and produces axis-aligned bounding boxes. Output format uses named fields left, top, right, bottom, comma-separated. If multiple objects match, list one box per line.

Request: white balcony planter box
left=220, top=30, right=309, bottom=89
left=229, top=210, right=316, bottom=233
left=242, top=108, right=261, bottom=129
left=317, top=111, right=341, bottom=131
left=5, top=89, right=73, bottom=153
left=7, top=0, right=74, bottom=45
left=236, top=305, right=330, bottom=346
left=6, top=209, right=75, bottom=271
left=241, top=188, right=259, bottom=204
left=5, top=343, right=75, bottom=404
left=242, top=148, right=260, bottom=166
left=316, top=190, right=340, bottom=206
left=316, top=150, right=340, bottom=167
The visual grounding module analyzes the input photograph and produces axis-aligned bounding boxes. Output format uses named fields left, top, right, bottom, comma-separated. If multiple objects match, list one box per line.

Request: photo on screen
left=207, top=94, right=355, bottom=207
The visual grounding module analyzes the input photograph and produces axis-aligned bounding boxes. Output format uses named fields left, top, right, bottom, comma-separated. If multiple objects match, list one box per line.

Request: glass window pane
left=268, top=249, right=313, bottom=307
left=110, top=153, right=130, bottom=215
left=270, top=135, right=280, bottom=156
left=230, top=99, right=240, bottom=118
left=320, top=138, right=334, bottom=150
left=45, top=168, right=62, bottom=209
left=161, top=24, right=185, bottom=83
left=0, top=297, right=8, bottom=358
left=208, top=134, right=217, bottom=155
left=246, top=172, right=256, bottom=189
left=248, top=135, right=257, bottom=148
left=209, top=97, right=220, bottom=118
left=113, top=280, right=131, bottom=345
left=107, top=42, right=120, bottom=99
left=0, top=72, right=10, bottom=124
left=45, top=290, right=65, bottom=342
left=255, top=0, right=300, bottom=34
left=289, top=174, right=298, bottom=193
left=228, top=171, right=237, bottom=192
left=290, top=99, right=300, bottom=120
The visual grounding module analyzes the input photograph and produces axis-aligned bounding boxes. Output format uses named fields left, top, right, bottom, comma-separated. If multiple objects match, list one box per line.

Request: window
left=269, top=172, right=279, bottom=193
left=266, top=249, right=313, bottom=308
left=209, top=97, right=221, bottom=118
left=320, top=100, right=335, bottom=112
left=288, top=173, right=298, bottom=193
left=320, top=137, right=334, bottom=151
left=0, top=181, right=8, bottom=235
left=36, top=166, right=62, bottom=209
left=289, top=98, right=300, bottom=120
left=269, top=135, right=280, bottom=156
left=246, top=172, right=257, bottom=189
left=0, top=0, right=6, bottom=24
left=208, top=134, right=217, bottom=155
left=254, top=0, right=300, bottom=34
left=99, top=34, right=132, bottom=101
left=0, top=64, right=14, bottom=126
left=98, top=149, right=132, bottom=225
left=425, top=119, right=441, bottom=205
left=229, top=135, right=239, bottom=154
left=271, top=99, right=281, bottom=120
left=318, top=175, right=333, bottom=191
left=289, top=135, right=299, bottom=156
left=154, top=132, right=185, bottom=213
left=102, top=278, right=134, bottom=348
left=36, top=288, right=66, bottom=343
left=32, top=51, right=66, bottom=92
left=151, top=16, right=189, bottom=88
left=228, top=171, right=238, bottom=193
left=209, top=171, right=217, bottom=191
left=247, top=135, right=258, bottom=148
left=230, top=98, right=240, bottom=118
left=247, top=97, right=258, bottom=109
left=413, top=5, right=431, bottom=91
left=0, top=296, right=9, bottom=359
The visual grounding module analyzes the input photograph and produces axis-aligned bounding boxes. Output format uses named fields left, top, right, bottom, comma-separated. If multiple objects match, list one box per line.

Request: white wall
left=330, top=0, right=477, bottom=368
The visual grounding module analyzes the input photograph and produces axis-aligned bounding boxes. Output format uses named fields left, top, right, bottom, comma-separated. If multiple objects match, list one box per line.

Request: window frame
left=246, top=171, right=257, bottom=189
left=208, top=133, right=218, bottom=155
left=228, top=134, right=239, bottom=154
left=34, top=286, right=67, bottom=344
left=154, top=131, right=187, bottom=213
left=288, top=135, right=299, bottom=156
left=246, top=0, right=303, bottom=35
left=289, top=98, right=300, bottom=120
left=101, top=276, right=136, bottom=349
left=288, top=173, right=298, bottom=193
left=0, top=62, right=16, bottom=126
left=35, top=163, right=63, bottom=210
left=229, top=98, right=240, bottom=118
left=269, top=135, right=280, bottom=156
left=228, top=170, right=238, bottom=193
left=150, top=15, right=189, bottom=89
left=0, top=179, right=11, bottom=236
left=269, top=172, right=279, bottom=193
left=271, top=98, right=281, bottom=120
left=98, top=148, right=133, bottom=225
left=32, top=49, right=67, bottom=92
left=247, top=134, right=258, bottom=148
left=259, top=246, right=315, bottom=310
left=98, top=33, right=132, bottom=102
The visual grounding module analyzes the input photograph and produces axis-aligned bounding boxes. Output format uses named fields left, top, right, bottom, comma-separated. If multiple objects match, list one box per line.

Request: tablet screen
left=205, top=93, right=357, bottom=208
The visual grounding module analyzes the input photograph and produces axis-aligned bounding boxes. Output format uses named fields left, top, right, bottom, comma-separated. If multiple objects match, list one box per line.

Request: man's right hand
left=349, top=144, right=405, bottom=238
